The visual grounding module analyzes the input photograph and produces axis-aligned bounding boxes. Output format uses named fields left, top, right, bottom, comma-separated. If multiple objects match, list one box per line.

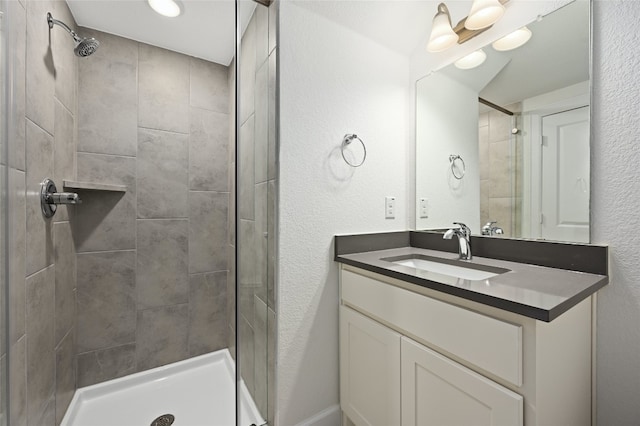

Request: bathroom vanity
left=335, top=232, right=608, bottom=426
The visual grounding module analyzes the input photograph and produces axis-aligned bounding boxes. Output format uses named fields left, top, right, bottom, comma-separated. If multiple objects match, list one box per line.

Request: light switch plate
left=419, top=198, right=428, bottom=218
left=385, top=196, right=395, bottom=219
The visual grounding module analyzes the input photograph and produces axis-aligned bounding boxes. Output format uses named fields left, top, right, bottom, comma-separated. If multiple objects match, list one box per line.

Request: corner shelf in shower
left=63, top=180, right=127, bottom=193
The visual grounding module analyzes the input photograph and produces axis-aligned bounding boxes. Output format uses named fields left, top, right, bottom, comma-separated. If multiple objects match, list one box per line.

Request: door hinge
left=539, top=212, right=544, bottom=224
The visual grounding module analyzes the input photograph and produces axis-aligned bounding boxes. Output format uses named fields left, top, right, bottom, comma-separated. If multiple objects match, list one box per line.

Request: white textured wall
left=592, top=1, right=640, bottom=423
left=415, top=73, right=480, bottom=231
left=277, top=2, right=410, bottom=424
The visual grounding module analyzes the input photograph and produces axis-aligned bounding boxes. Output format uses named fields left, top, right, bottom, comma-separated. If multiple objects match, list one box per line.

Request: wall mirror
left=414, top=0, right=590, bottom=243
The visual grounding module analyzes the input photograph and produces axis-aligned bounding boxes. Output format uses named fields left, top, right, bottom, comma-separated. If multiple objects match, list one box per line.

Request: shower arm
left=47, top=12, right=82, bottom=43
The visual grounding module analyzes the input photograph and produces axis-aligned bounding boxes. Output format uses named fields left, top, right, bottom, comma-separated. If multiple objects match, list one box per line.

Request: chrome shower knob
left=40, top=178, right=82, bottom=218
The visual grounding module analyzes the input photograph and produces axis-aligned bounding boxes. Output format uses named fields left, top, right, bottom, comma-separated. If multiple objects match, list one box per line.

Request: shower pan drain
left=151, top=414, right=175, bottom=426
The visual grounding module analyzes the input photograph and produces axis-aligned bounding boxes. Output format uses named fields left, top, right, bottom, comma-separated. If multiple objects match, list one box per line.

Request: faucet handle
left=453, top=222, right=471, bottom=237
left=481, top=221, right=496, bottom=235
left=481, top=221, right=504, bottom=236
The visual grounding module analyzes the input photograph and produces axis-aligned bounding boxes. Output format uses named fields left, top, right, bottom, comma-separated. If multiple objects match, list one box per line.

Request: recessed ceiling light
left=454, top=49, right=487, bottom=70
left=492, top=27, right=532, bottom=51
left=148, top=0, right=182, bottom=17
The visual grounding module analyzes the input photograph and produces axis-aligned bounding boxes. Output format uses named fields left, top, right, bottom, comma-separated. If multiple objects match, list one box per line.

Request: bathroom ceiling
left=67, top=0, right=256, bottom=66
left=68, top=0, right=587, bottom=104
left=294, top=0, right=436, bottom=56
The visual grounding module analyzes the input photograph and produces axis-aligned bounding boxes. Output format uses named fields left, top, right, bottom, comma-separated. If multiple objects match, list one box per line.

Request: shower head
left=47, top=12, right=100, bottom=57
left=75, top=38, right=100, bottom=57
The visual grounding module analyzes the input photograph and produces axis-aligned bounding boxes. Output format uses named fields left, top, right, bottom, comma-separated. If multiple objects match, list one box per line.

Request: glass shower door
left=0, top=0, right=8, bottom=423
left=236, top=0, right=276, bottom=424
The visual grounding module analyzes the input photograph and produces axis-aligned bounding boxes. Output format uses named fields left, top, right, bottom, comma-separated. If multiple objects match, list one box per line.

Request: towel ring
left=341, top=134, right=367, bottom=167
left=449, top=154, right=465, bottom=180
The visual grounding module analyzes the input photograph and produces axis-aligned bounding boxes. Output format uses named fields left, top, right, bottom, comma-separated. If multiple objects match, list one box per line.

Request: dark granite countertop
left=335, top=232, right=608, bottom=322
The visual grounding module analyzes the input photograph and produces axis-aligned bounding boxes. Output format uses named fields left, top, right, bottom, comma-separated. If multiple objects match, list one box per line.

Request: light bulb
left=492, top=27, right=532, bottom=51
left=148, top=0, right=181, bottom=17
left=465, top=0, right=505, bottom=30
left=454, top=49, right=487, bottom=69
left=427, top=3, right=459, bottom=53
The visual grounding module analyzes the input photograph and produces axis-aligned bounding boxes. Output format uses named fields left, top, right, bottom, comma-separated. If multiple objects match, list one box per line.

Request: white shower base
left=61, top=348, right=264, bottom=426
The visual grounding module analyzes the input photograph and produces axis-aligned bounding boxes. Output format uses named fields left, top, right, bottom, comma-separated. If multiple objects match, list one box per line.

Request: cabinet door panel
left=342, top=269, right=522, bottom=386
left=340, top=306, right=401, bottom=426
left=401, top=337, right=523, bottom=426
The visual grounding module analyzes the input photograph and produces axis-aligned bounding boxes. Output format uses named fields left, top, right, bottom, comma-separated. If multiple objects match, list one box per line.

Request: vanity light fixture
left=148, top=0, right=182, bottom=17
left=454, top=49, right=487, bottom=69
left=492, top=26, right=532, bottom=51
left=427, top=0, right=508, bottom=53
left=465, top=0, right=506, bottom=30
left=427, top=4, right=459, bottom=52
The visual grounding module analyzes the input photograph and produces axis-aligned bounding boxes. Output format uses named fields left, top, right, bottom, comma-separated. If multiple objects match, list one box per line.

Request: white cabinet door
left=340, top=306, right=401, bottom=426
left=401, top=337, right=523, bottom=426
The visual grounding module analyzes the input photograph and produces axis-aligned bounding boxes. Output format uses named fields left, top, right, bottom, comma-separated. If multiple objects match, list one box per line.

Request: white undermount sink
left=386, top=256, right=510, bottom=281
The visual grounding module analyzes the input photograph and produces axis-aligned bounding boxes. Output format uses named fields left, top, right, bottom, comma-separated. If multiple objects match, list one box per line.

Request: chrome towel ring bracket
left=449, top=154, right=466, bottom=180
left=341, top=134, right=367, bottom=167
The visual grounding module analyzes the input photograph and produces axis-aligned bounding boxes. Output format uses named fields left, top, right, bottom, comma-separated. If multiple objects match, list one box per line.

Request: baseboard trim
left=293, top=404, right=341, bottom=426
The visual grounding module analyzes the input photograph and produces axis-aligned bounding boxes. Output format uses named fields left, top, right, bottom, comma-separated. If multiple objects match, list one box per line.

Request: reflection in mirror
left=415, top=0, right=590, bottom=243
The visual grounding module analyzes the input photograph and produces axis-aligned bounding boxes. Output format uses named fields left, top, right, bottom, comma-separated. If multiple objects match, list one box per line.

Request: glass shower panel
left=2, top=0, right=239, bottom=423
left=237, top=0, right=276, bottom=424
left=0, top=0, right=8, bottom=423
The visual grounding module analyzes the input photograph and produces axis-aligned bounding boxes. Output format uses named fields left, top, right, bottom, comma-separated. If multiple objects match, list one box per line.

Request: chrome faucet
left=443, top=222, right=472, bottom=260
left=481, top=221, right=504, bottom=236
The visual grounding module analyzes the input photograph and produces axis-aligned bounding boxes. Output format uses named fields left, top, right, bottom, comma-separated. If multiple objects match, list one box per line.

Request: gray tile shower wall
left=73, top=153, right=137, bottom=252
left=189, top=192, right=229, bottom=274
left=76, top=251, right=136, bottom=353
left=190, top=107, right=229, bottom=191
left=76, top=343, right=136, bottom=388
left=76, top=30, right=138, bottom=157
left=137, top=128, right=189, bottom=219
left=74, top=29, right=231, bottom=388
left=8, top=0, right=79, bottom=424
left=137, top=219, right=189, bottom=309
left=136, top=305, right=189, bottom=372
left=189, top=271, right=228, bottom=357
left=25, top=265, right=55, bottom=425
left=479, top=107, right=523, bottom=237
